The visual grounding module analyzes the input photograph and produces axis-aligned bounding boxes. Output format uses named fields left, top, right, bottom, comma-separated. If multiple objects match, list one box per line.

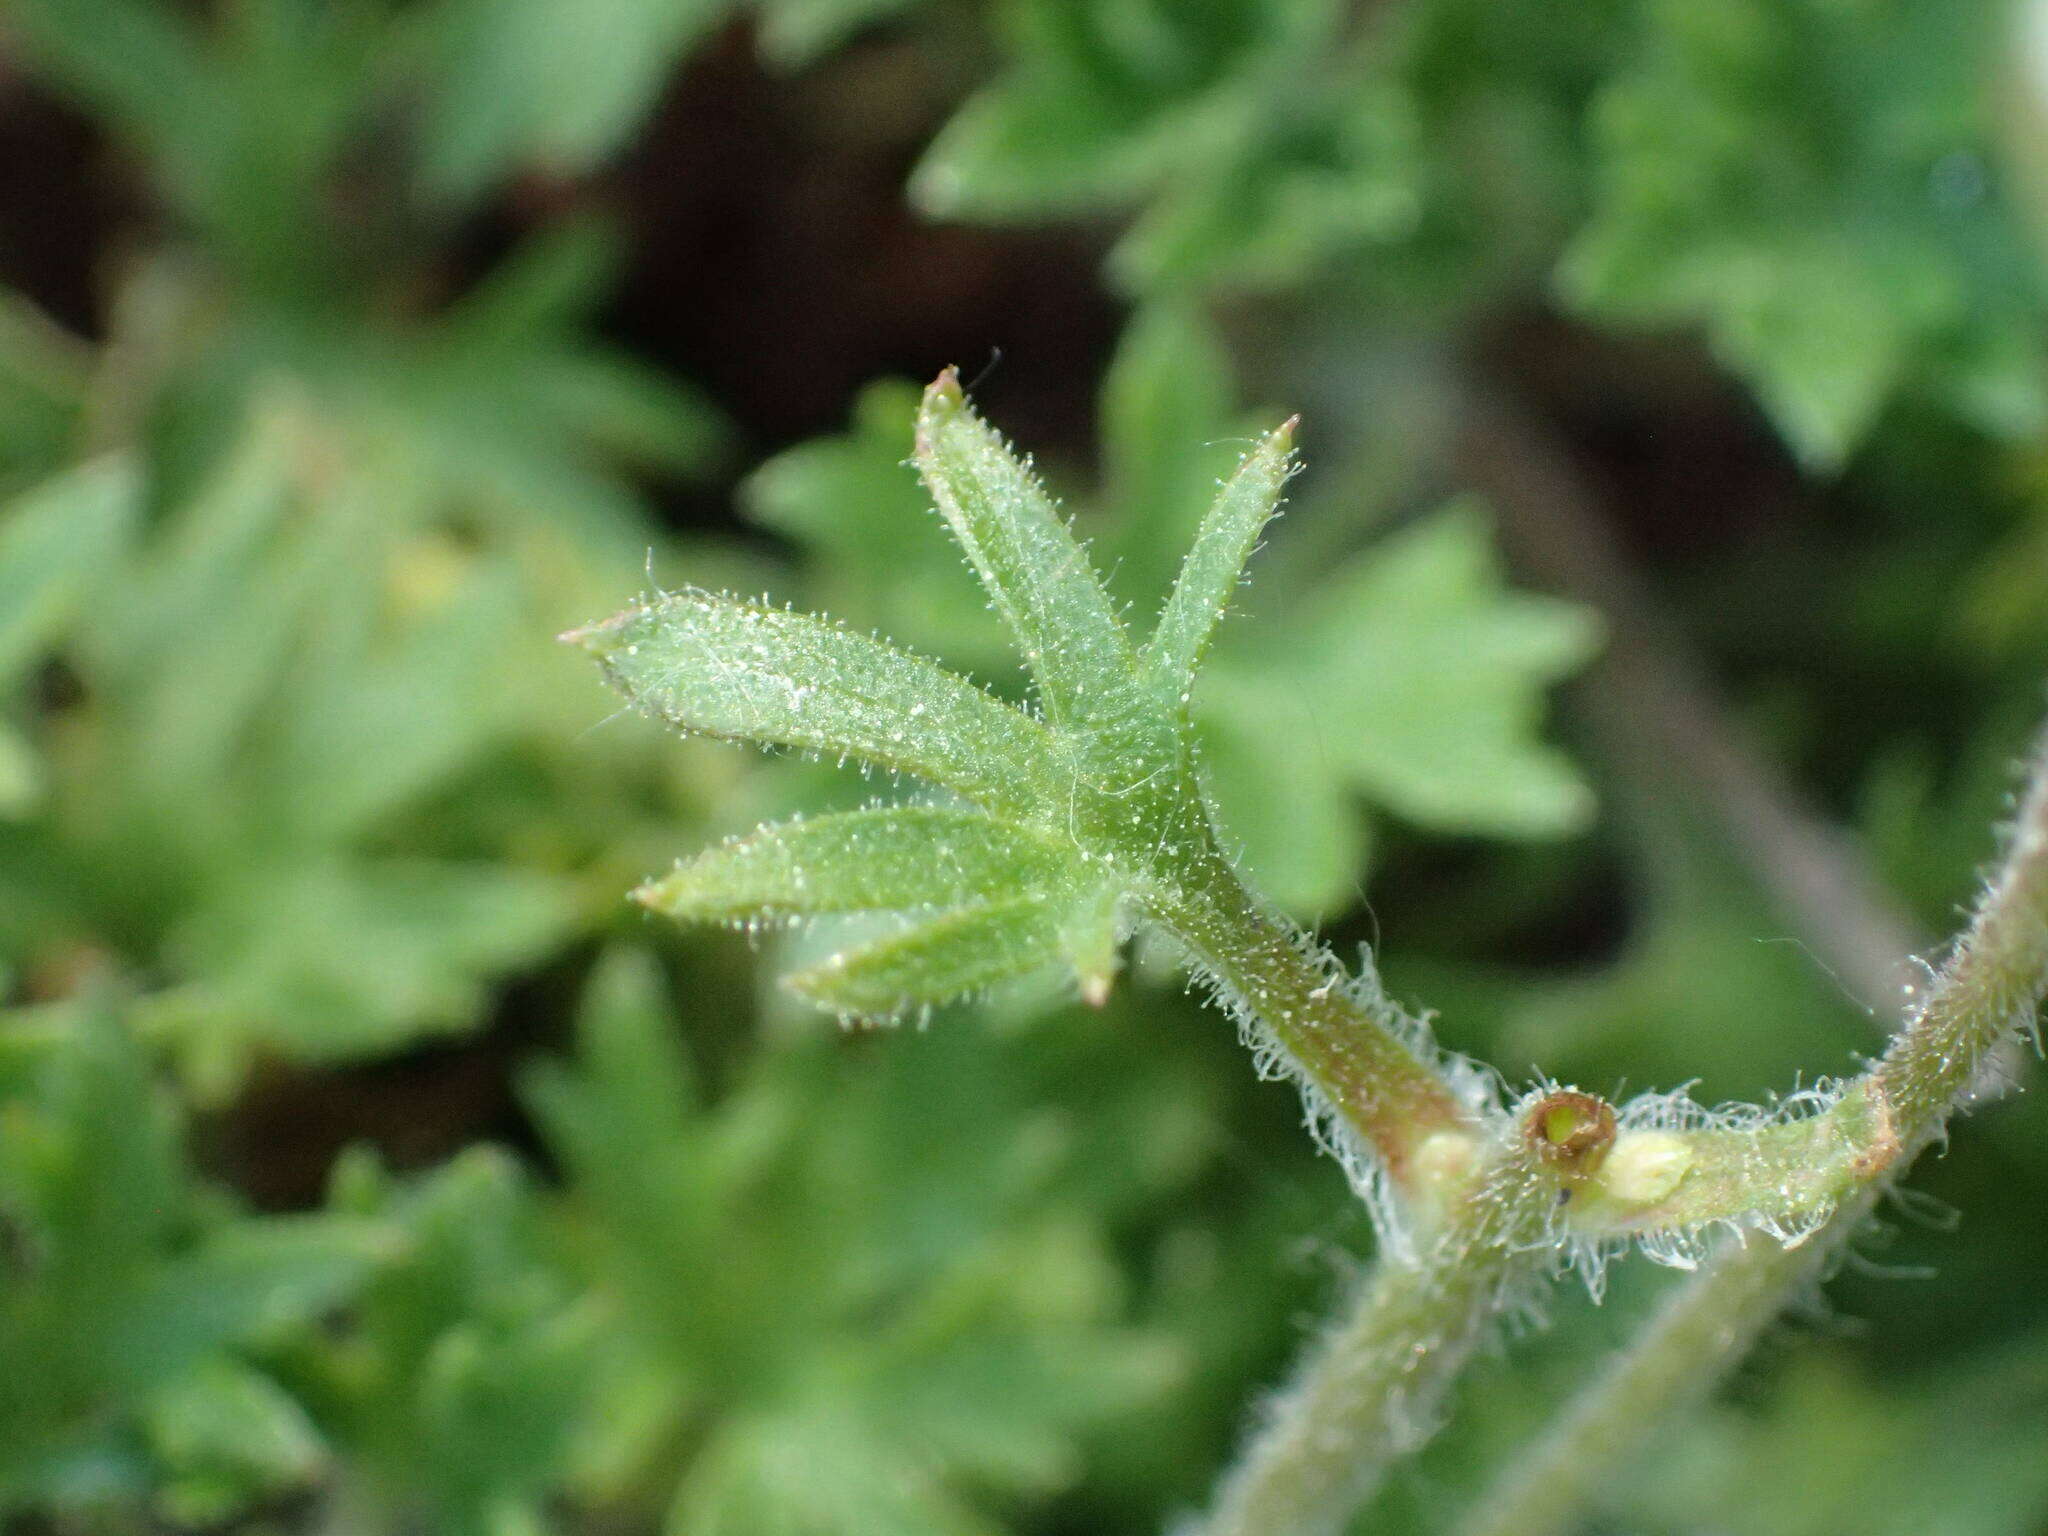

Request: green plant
left=0, top=992, right=384, bottom=1520
left=917, top=0, right=2043, bottom=471
left=572, top=375, right=2048, bottom=1535
left=8, top=0, right=2048, bottom=1531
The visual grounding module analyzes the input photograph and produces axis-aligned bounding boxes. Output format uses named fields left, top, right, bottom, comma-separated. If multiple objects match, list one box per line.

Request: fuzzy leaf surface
left=1144, top=419, right=1295, bottom=708
left=571, top=589, right=1062, bottom=818
left=635, top=806, right=1077, bottom=924
left=0, top=457, right=138, bottom=683
left=913, top=373, right=1136, bottom=732
left=788, top=891, right=1112, bottom=1018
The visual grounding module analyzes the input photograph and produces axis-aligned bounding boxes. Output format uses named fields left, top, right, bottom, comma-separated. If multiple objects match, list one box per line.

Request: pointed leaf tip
left=558, top=605, right=642, bottom=652
left=911, top=371, right=1136, bottom=732
left=1142, top=414, right=1299, bottom=702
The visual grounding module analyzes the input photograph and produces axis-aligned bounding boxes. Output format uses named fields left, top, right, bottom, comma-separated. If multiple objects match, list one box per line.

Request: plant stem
left=1452, top=725, right=2048, bottom=1536
left=1193, top=393, right=2048, bottom=1536
left=1165, top=842, right=1475, bottom=1180
left=1194, top=1236, right=1528, bottom=1536
left=1186, top=1100, right=1617, bottom=1536
left=1165, top=844, right=1556, bottom=1536
left=1448, top=1198, right=1869, bottom=1536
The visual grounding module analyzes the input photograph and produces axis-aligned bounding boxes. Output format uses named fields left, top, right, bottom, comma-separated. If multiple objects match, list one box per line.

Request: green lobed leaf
left=1143, top=418, right=1296, bottom=710
left=787, top=888, right=1117, bottom=1019
left=0, top=456, right=141, bottom=684
left=913, top=371, right=1136, bottom=731
left=527, top=955, right=1187, bottom=1528
left=635, top=806, right=1078, bottom=924
left=1104, top=75, right=1430, bottom=297
left=568, top=587, right=1064, bottom=817
left=909, top=0, right=1342, bottom=229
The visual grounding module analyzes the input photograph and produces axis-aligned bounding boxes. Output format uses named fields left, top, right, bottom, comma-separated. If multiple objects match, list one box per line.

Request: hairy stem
left=1165, top=844, right=1553, bottom=1536
left=1189, top=1143, right=1573, bottom=1536
left=1436, top=385, right=2030, bottom=1536
left=1454, top=724, right=2048, bottom=1536
left=1164, top=842, right=1475, bottom=1180
left=1195, top=1239, right=1526, bottom=1536
left=1449, top=1197, right=1869, bottom=1536
left=1198, top=395, right=2048, bottom=1536
left=1555, top=724, right=2048, bottom=1236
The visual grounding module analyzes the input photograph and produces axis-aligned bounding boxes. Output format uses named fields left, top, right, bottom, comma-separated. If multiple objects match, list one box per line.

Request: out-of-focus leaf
left=911, top=0, right=1343, bottom=224
left=1562, top=0, right=2048, bottom=468
left=424, top=225, right=728, bottom=481
left=0, top=723, right=42, bottom=820
left=298, top=1147, right=596, bottom=1536
left=0, top=998, right=381, bottom=1517
left=529, top=960, right=1184, bottom=1532
left=910, top=0, right=1610, bottom=300
left=1193, top=709, right=1366, bottom=920
left=0, top=293, right=92, bottom=493
left=1615, top=1340, right=2048, bottom=1536
left=1095, top=301, right=1242, bottom=613
left=672, top=1409, right=1003, bottom=1536
left=754, top=0, right=916, bottom=68
left=416, top=0, right=734, bottom=203
left=270, top=557, right=528, bottom=844
left=143, top=1358, right=327, bottom=1527
left=1198, top=501, right=1598, bottom=914
left=0, top=457, right=141, bottom=684
left=0, top=366, right=707, bottom=1082
left=3, top=0, right=215, bottom=169
left=163, top=857, right=579, bottom=1072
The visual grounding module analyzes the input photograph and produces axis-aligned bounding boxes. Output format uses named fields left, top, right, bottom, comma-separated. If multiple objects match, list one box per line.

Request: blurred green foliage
left=3, top=0, right=2048, bottom=1533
